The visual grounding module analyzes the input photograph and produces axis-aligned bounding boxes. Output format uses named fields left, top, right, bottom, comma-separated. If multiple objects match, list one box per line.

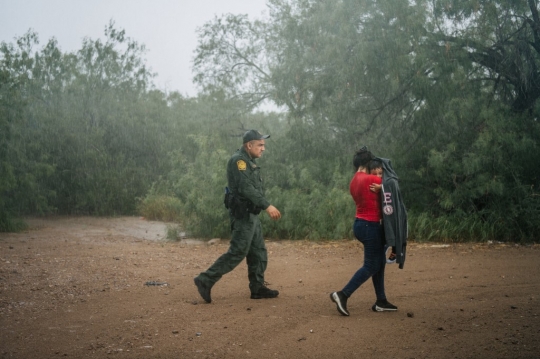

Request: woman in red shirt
left=330, top=148, right=398, bottom=316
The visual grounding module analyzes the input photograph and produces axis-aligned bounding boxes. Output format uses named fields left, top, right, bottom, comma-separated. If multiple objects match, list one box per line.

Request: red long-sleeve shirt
left=349, top=172, right=382, bottom=222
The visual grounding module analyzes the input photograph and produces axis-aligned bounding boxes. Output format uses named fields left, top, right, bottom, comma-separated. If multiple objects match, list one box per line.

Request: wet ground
left=1, top=216, right=539, bottom=358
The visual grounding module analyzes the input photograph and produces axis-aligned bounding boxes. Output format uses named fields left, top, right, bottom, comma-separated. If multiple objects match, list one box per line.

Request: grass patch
left=0, top=215, right=28, bottom=232
left=166, top=224, right=182, bottom=241
left=409, top=212, right=502, bottom=243
left=138, top=195, right=183, bottom=222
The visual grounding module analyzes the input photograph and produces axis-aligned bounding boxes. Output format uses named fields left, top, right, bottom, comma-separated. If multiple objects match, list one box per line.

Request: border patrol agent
left=194, top=129, right=281, bottom=303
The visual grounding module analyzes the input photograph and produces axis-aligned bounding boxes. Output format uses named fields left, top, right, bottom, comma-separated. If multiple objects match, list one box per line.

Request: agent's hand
left=370, top=183, right=382, bottom=193
left=265, top=205, right=281, bottom=220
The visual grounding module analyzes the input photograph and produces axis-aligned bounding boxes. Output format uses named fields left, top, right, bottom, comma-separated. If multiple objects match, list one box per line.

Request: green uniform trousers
left=197, top=213, right=268, bottom=294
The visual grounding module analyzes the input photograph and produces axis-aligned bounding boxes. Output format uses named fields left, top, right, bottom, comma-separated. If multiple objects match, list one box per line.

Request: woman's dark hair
left=353, top=147, right=373, bottom=170
left=368, top=159, right=383, bottom=172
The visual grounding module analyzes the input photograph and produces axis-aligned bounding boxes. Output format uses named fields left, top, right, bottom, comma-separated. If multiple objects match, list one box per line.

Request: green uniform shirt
left=227, top=146, right=270, bottom=210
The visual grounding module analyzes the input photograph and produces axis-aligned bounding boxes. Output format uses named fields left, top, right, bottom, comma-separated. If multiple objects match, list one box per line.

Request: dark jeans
left=341, top=218, right=387, bottom=300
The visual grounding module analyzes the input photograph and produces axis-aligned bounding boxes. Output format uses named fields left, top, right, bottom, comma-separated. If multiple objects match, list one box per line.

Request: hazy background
left=0, top=0, right=268, bottom=96
left=2, top=0, right=538, bottom=242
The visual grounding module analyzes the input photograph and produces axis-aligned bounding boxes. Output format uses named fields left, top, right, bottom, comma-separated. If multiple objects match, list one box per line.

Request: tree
left=0, top=23, right=167, bottom=217
left=193, top=0, right=540, bottom=241
left=193, top=14, right=275, bottom=111
left=0, top=66, right=25, bottom=230
left=431, top=0, right=540, bottom=113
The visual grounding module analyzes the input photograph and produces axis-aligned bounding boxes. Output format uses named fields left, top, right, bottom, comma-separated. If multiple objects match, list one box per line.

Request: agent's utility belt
left=224, top=187, right=262, bottom=219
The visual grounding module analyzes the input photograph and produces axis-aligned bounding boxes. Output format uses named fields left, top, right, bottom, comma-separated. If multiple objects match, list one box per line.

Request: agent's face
left=371, top=168, right=383, bottom=177
left=246, top=139, right=265, bottom=158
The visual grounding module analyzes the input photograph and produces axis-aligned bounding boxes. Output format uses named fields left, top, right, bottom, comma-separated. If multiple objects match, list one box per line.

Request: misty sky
left=0, top=0, right=268, bottom=96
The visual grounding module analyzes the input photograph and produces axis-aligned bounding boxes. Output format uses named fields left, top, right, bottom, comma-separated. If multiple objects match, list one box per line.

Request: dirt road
left=1, top=217, right=539, bottom=358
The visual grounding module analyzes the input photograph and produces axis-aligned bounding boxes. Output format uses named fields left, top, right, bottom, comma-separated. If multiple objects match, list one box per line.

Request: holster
left=224, top=191, right=232, bottom=209
left=224, top=188, right=261, bottom=219
left=246, top=201, right=262, bottom=215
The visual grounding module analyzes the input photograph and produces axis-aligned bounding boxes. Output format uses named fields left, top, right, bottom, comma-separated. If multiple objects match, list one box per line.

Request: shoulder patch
left=237, top=160, right=247, bottom=171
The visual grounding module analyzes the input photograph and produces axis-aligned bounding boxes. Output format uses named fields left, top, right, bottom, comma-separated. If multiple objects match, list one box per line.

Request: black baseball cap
left=243, top=129, right=270, bottom=143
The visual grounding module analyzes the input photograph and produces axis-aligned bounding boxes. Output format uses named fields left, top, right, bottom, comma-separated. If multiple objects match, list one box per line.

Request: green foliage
left=1, top=23, right=164, bottom=222
left=166, top=224, right=182, bottom=241
left=137, top=195, right=183, bottom=222
left=191, top=0, right=540, bottom=242
left=0, top=215, right=27, bottom=232
left=260, top=161, right=353, bottom=240
left=262, top=185, right=353, bottom=240
left=170, top=135, right=231, bottom=238
left=408, top=211, right=500, bottom=243
left=3, top=4, right=540, bottom=242
left=0, top=51, right=27, bottom=230
left=193, top=14, right=273, bottom=110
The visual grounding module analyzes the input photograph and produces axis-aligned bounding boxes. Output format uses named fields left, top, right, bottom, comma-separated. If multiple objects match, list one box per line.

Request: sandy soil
left=1, top=216, right=539, bottom=359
